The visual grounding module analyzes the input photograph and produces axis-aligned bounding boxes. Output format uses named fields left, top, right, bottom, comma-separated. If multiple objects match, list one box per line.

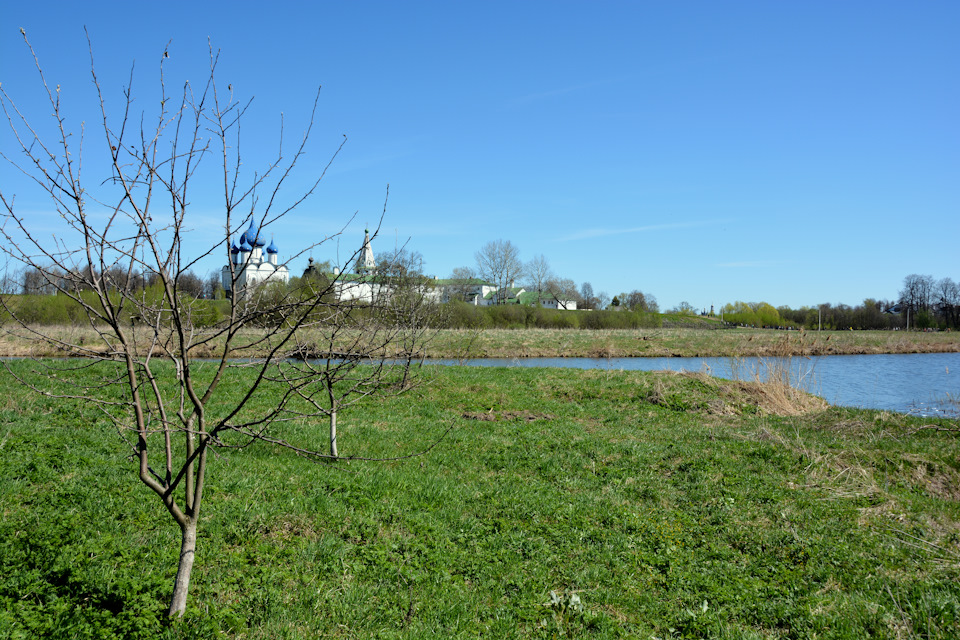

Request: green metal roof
left=432, top=277, right=493, bottom=286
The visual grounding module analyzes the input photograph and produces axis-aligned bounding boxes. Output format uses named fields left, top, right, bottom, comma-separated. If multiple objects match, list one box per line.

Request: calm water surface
left=430, top=353, right=960, bottom=418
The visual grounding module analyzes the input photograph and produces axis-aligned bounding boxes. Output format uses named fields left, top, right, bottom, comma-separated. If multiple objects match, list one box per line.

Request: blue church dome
left=240, top=218, right=266, bottom=247
left=230, top=240, right=239, bottom=255
left=266, top=238, right=278, bottom=254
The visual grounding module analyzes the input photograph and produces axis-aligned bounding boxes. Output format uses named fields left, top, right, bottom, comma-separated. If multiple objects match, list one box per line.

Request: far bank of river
left=1, top=326, right=957, bottom=360
left=2, top=326, right=956, bottom=417
left=428, top=352, right=960, bottom=419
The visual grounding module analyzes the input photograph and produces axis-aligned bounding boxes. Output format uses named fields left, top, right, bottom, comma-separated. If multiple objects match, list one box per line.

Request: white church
left=324, top=229, right=389, bottom=303
left=223, top=223, right=576, bottom=310
left=221, top=218, right=289, bottom=297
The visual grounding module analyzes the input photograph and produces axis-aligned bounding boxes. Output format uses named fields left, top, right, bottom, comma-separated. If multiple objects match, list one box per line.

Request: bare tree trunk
left=1, top=32, right=440, bottom=618
left=329, top=410, right=339, bottom=459
left=168, top=519, right=198, bottom=618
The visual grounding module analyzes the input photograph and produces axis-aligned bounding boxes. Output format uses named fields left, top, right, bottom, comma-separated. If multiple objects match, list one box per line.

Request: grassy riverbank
left=427, top=327, right=960, bottom=359
left=1, top=362, right=958, bottom=638
left=1, top=325, right=958, bottom=359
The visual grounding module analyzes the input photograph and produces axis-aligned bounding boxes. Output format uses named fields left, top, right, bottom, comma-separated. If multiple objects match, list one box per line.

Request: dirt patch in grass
left=255, top=514, right=320, bottom=542
left=907, top=458, right=960, bottom=502
left=461, top=410, right=556, bottom=422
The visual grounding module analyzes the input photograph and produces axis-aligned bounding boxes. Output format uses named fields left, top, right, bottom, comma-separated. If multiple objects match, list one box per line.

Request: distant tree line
left=773, top=300, right=903, bottom=331
left=4, top=265, right=224, bottom=299
left=721, top=274, right=959, bottom=331
left=895, top=274, right=959, bottom=329
left=0, top=266, right=227, bottom=327
left=441, top=301, right=662, bottom=330
left=611, top=290, right=659, bottom=313
left=451, top=239, right=658, bottom=312
left=8, top=256, right=953, bottom=333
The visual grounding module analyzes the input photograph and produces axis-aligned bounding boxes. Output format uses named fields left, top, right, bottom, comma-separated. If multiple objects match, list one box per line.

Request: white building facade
left=300, top=229, right=577, bottom=310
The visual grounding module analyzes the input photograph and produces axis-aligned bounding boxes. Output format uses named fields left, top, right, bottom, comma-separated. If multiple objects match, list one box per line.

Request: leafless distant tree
left=936, top=277, right=959, bottom=328
left=545, top=276, right=580, bottom=305
left=620, top=289, right=659, bottom=313
left=644, top=293, right=660, bottom=314
left=101, top=265, right=144, bottom=294
left=0, top=266, right=19, bottom=294
left=596, top=290, right=611, bottom=310
left=668, top=301, right=697, bottom=315
left=524, top=254, right=552, bottom=297
left=375, top=246, right=424, bottom=278
left=21, top=266, right=57, bottom=295
left=579, top=282, right=596, bottom=310
left=899, top=274, right=935, bottom=313
left=176, top=270, right=205, bottom=299
left=204, top=271, right=224, bottom=300
left=444, top=265, right=478, bottom=302
left=475, top=239, right=523, bottom=304
left=0, top=31, right=440, bottom=618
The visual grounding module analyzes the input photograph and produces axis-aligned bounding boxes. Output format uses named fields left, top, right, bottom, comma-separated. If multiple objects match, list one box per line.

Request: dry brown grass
left=3, top=324, right=959, bottom=358
left=0, top=324, right=432, bottom=359
left=427, top=327, right=960, bottom=359
left=643, top=370, right=828, bottom=417
left=752, top=406, right=960, bottom=573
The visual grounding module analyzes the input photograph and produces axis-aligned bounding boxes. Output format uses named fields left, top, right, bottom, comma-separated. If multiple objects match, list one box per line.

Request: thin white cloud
left=507, top=76, right=630, bottom=108
left=714, top=261, right=783, bottom=268
left=507, top=59, right=717, bottom=109
left=509, top=82, right=600, bottom=106
left=555, top=220, right=723, bottom=242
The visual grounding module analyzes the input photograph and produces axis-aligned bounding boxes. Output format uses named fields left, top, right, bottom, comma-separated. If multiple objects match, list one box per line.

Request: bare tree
left=545, top=276, right=579, bottom=305
left=474, top=239, right=523, bottom=304
left=596, top=290, right=611, bottom=310
left=669, top=301, right=697, bottom=315
left=99, top=265, right=145, bottom=294
left=21, top=266, right=58, bottom=295
left=287, top=233, right=440, bottom=457
left=899, top=274, right=935, bottom=313
left=446, top=265, right=479, bottom=302
left=0, top=32, right=440, bottom=618
left=936, top=277, right=959, bottom=328
left=620, top=289, right=659, bottom=313
left=204, top=271, right=225, bottom=300
left=0, top=267, right=19, bottom=294
left=524, top=254, right=552, bottom=297
left=177, top=270, right=205, bottom=298
left=579, top=282, right=596, bottom=310
left=644, top=293, right=660, bottom=314
left=375, top=246, right=424, bottom=278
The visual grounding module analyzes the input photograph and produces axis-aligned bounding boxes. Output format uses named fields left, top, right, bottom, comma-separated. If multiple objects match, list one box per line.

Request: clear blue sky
left=2, top=1, right=957, bottom=311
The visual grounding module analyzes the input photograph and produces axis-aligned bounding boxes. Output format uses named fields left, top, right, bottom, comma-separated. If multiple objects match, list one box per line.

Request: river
left=428, top=353, right=960, bottom=418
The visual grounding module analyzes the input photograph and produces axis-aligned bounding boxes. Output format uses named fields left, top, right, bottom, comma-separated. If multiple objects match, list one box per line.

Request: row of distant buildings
left=223, top=223, right=577, bottom=310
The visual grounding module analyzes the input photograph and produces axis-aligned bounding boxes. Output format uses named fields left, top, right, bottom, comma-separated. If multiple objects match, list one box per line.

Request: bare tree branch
left=0, top=33, right=446, bottom=618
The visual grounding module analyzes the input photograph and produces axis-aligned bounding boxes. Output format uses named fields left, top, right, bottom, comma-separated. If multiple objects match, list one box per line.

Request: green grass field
left=1, top=361, right=958, bottom=638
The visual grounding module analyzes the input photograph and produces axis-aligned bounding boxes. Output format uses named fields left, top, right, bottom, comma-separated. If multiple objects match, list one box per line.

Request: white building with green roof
left=301, top=230, right=576, bottom=310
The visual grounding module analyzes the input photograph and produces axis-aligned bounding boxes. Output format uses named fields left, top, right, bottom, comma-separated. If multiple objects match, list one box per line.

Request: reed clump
left=643, top=369, right=827, bottom=417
